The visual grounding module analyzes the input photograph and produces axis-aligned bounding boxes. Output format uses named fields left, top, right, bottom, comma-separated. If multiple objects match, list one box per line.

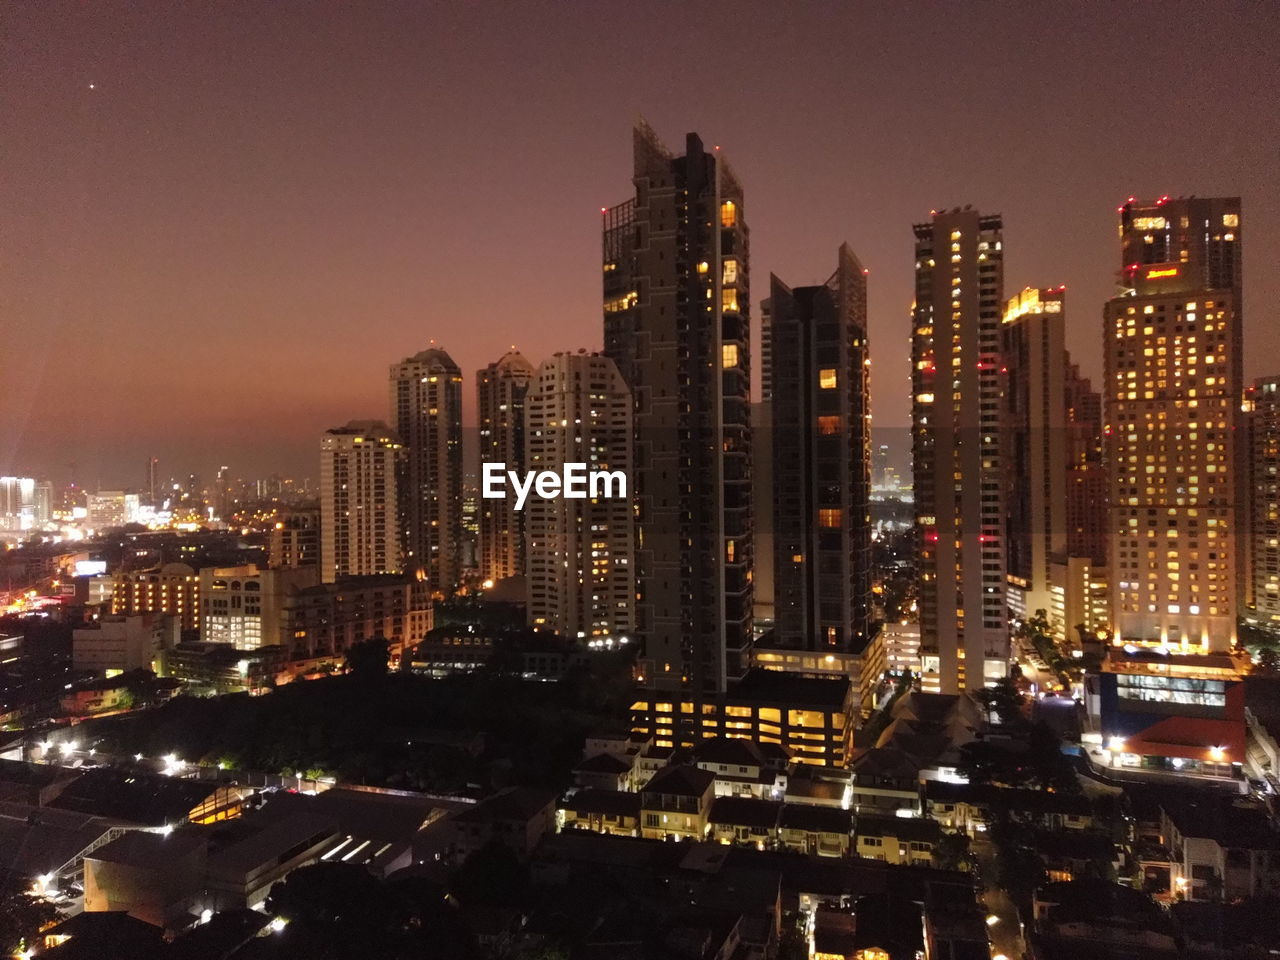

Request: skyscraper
left=766, top=244, right=873, bottom=654
left=390, top=347, right=464, bottom=597
left=1002, top=286, right=1068, bottom=626
left=603, top=123, right=752, bottom=696
left=911, top=208, right=1008, bottom=694
left=1246, top=376, right=1280, bottom=633
left=524, top=351, right=634, bottom=642
left=1105, top=197, right=1242, bottom=651
left=477, top=349, right=536, bottom=585
left=319, top=421, right=402, bottom=583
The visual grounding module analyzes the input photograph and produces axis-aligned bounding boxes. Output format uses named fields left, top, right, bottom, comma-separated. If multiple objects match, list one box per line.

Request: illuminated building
left=86, top=491, right=139, bottom=531
left=112, top=562, right=200, bottom=631
left=477, top=349, right=536, bottom=584
left=603, top=123, right=752, bottom=696
left=1246, top=375, right=1280, bottom=632
left=1094, top=647, right=1246, bottom=777
left=1105, top=202, right=1241, bottom=652
left=911, top=208, right=1008, bottom=694
left=766, top=244, right=873, bottom=660
left=524, top=351, right=634, bottom=642
left=1118, top=196, right=1245, bottom=611
left=0, top=477, right=36, bottom=531
left=1002, top=286, right=1068, bottom=626
left=268, top=504, right=320, bottom=570
left=281, top=573, right=431, bottom=663
left=389, top=346, right=463, bottom=597
left=1063, top=359, right=1107, bottom=564
left=319, top=421, right=401, bottom=583
left=198, top=564, right=309, bottom=651
left=630, top=670, right=854, bottom=767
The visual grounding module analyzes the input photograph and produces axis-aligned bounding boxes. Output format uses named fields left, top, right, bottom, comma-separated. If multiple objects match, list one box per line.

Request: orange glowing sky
left=4, top=1, right=1278, bottom=487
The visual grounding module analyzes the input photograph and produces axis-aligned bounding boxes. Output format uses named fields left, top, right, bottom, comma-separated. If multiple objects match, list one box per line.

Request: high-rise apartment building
left=911, top=208, right=1008, bottom=694
left=390, top=347, right=464, bottom=597
left=603, top=124, right=752, bottom=696
left=767, top=244, right=873, bottom=654
left=269, top=505, right=321, bottom=570
left=1119, top=197, right=1246, bottom=610
left=524, top=352, right=634, bottom=641
left=1002, top=287, right=1068, bottom=625
left=1105, top=198, right=1242, bottom=651
left=319, top=421, right=402, bottom=584
left=477, top=350, right=536, bottom=584
left=1245, top=376, right=1280, bottom=633
left=1064, top=360, right=1107, bottom=563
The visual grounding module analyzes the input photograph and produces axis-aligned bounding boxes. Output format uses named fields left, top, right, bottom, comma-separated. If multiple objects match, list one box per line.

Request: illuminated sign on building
left=1145, top=266, right=1180, bottom=280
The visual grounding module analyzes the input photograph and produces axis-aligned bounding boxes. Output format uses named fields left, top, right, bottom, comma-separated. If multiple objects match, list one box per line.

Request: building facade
left=524, top=352, right=634, bottom=642
left=911, top=208, right=1008, bottom=694
left=603, top=123, right=752, bottom=697
left=319, top=421, right=401, bottom=584
left=767, top=243, right=873, bottom=656
left=268, top=505, right=320, bottom=570
left=389, top=347, right=464, bottom=597
left=1002, top=287, right=1068, bottom=627
left=1105, top=203, right=1241, bottom=651
left=477, top=349, right=536, bottom=585
left=112, top=563, right=201, bottom=632
left=1247, top=377, right=1280, bottom=633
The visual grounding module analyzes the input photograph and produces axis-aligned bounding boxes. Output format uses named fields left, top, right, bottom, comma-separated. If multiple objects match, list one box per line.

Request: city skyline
left=5, top=2, right=1279, bottom=484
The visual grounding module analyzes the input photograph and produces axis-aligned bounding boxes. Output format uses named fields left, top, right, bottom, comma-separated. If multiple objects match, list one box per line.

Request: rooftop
left=641, top=764, right=716, bottom=799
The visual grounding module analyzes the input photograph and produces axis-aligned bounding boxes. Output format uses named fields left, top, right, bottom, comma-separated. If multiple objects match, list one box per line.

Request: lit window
left=1223, top=213, right=1239, bottom=228
left=722, top=343, right=739, bottom=368
left=819, top=368, right=838, bottom=389
left=726, top=540, right=736, bottom=562
left=817, top=415, right=841, bottom=435
left=819, top=508, right=842, bottom=528
left=696, top=261, right=709, bottom=275
left=722, top=289, right=739, bottom=312
left=720, top=200, right=737, bottom=228
left=722, top=259, right=737, bottom=284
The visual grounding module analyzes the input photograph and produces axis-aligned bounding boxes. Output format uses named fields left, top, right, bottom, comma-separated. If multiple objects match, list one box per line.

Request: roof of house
left=576, top=752, right=635, bottom=775
left=43, top=911, right=167, bottom=960
left=563, top=789, right=642, bottom=819
left=691, top=737, right=774, bottom=768
left=642, top=764, right=716, bottom=799
left=1161, top=795, right=1280, bottom=849
left=0, top=801, right=122, bottom=880
left=856, top=814, right=940, bottom=844
left=850, top=746, right=922, bottom=780
left=778, top=804, right=853, bottom=834
left=451, top=786, right=556, bottom=825
left=707, top=796, right=782, bottom=829
left=923, top=780, right=1093, bottom=816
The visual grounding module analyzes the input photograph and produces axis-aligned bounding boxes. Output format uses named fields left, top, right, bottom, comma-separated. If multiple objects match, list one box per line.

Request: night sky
left=5, top=1, right=1278, bottom=487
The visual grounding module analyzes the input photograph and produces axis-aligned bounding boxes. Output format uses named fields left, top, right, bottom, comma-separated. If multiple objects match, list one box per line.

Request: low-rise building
left=1160, top=794, right=1280, bottom=901
left=73, top=613, right=177, bottom=674
left=708, top=796, right=781, bottom=848
left=444, top=787, right=557, bottom=862
left=559, top=789, right=641, bottom=837
left=854, top=814, right=939, bottom=866
left=777, top=804, right=852, bottom=858
left=639, top=765, right=716, bottom=841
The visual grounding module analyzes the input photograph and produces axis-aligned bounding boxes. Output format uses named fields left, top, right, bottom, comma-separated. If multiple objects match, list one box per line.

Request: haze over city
left=5, top=0, right=1278, bottom=485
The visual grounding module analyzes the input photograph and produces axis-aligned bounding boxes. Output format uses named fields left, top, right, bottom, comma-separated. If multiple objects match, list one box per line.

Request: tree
left=0, top=888, right=59, bottom=957
left=345, top=636, right=390, bottom=679
left=978, top=676, right=1025, bottom=725
left=933, top=831, right=972, bottom=872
